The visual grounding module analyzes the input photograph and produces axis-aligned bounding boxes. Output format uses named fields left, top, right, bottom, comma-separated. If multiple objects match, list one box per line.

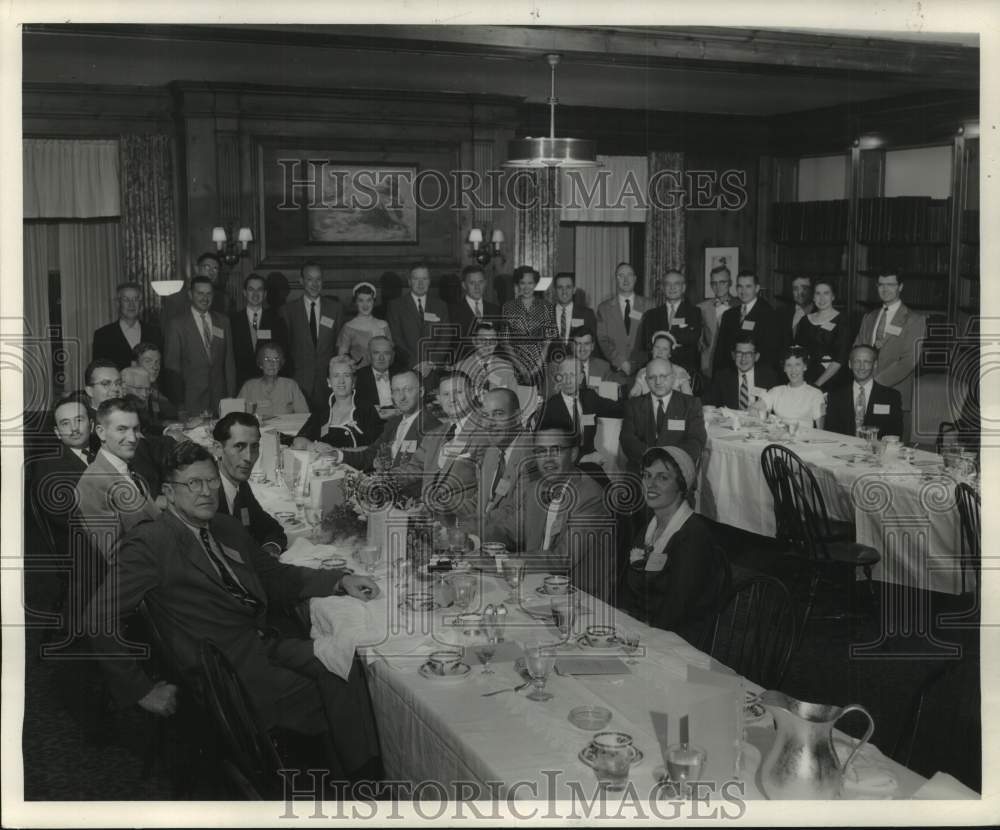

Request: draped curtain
left=573, top=225, right=631, bottom=308
left=120, top=134, right=178, bottom=313
left=23, top=139, right=120, bottom=219
left=59, top=222, right=123, bottom=370
left=645, top=151, right=686, bottom=305
left=513, top=168, right=560, bottom=283
left=22, top=223, right=55, bottom=410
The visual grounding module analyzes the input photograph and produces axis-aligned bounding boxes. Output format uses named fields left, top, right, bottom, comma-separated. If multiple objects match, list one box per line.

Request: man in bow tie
left=354, top=336, right=402, bottom=415
left=696, top=265, right=736, bottom=379
left=482, top=428, right=615, bottom=599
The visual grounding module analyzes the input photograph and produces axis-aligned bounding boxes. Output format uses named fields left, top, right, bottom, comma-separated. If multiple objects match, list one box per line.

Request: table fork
left=481, top=681, right=529, bottom=697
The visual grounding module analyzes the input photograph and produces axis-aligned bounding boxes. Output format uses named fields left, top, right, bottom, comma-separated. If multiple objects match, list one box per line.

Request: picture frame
left=704, top=246, right=739, bottom=299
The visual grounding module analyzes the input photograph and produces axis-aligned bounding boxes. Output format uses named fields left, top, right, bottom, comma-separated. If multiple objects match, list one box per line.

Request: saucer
left=575, top=633, right=624, bottom=650
left=418, top=662, right=472, bottom=681
left=275, top=511, right=296, bottom=520
left=579, top=744, right=643, bottom=769
left=536, top=585, right=577, bottom=597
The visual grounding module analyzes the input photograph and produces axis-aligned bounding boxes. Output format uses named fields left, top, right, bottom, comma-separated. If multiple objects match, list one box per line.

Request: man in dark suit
left=621, top=359, right=707, bottom=472
left=476, top=387, right=529, bottom=517
left=353, top=336, right=403, bottom=414
left=482, top=428, right=616, bottom=600
left=329, top=370, right=440, bottom=474
left=230, top=273, right=286, bottom=388
left=633, top=270, right=703, bottom=379
left=212, top=412, right=288, bottom=556
left=547, top=273, right=599, bottom=366
left=163, top=276, right=237, bottom=415
left=278, top=261, right=344, bottom=409
left=825, top=345, right=904, bottom=439
left=85, top=441, right=382, bottom=780
left=776, top=275, right=814, bottom=357
left=385, top=262, right=451, bottom=374
left=92, top=282, right=163, bottom=370
left=448, top=264, right=501, bottom=345
left=704, top=333, right=780, bottom=410
left=713, top=272, right=779, bottom=373
left=538, top=357, right=622, bottom=463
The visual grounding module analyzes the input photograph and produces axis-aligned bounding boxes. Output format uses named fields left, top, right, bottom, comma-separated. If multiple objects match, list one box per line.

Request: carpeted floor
left=19, top=514, right=981, bottom=799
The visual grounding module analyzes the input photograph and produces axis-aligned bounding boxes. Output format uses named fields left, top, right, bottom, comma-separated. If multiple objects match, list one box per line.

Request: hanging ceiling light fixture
left=505, top=53, right=599, bottom=169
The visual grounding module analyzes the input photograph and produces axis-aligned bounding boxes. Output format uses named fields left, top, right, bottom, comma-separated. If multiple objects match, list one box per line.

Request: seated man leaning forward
left=86, top=440, right=382, bottom=781
left=482, top=427, right=616, bottom=599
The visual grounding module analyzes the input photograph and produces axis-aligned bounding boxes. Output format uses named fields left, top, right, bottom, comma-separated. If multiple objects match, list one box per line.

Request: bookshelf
left=770, top=199, right=848, bottom=303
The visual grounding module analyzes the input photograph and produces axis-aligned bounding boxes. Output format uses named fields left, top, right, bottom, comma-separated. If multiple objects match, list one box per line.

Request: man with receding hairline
left=93, top=282, right=163, bottom=370
left=385, top=262, right=451, bottom=374
left=633, top=270, right=703, bottom=379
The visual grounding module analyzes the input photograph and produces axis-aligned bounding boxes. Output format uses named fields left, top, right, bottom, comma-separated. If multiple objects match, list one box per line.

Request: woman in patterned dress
left=501, top=265, right=556, bottom=386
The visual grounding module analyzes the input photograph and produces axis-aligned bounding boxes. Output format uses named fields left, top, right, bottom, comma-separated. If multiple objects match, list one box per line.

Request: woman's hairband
left=353, top=281, right=377, bottom=297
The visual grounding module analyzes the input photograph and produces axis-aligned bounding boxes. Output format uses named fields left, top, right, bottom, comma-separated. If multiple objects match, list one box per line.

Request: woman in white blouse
left=752, top=345, right=826, bottom=429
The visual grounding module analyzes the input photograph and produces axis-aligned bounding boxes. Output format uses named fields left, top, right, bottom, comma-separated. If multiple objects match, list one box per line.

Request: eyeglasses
left=170, top=477, right=222, bottom=494
left=532, top=446, right=571, bottom=458
left=93, top=380, right=122, bottom=389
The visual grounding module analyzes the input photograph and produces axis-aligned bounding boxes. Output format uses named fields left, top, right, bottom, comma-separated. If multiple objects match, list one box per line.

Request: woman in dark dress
left=293, top=356, right=381, bottom=450
left=793, top=279, right=850, bottom=390
left=620, top=446, right=725, bottom=645
left=501, top=265, right=557, bottom=386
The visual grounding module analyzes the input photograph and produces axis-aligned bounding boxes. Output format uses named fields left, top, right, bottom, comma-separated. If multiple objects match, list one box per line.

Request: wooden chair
left=706, top=575, right=797, bottom=690
left=939, top=482, right=981, bottom=629
left=198, top=639, right=285, bottom=800
left=759, top=444, right=880, bottom=633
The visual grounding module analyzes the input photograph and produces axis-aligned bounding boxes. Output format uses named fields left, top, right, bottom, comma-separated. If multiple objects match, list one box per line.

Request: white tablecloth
left=696, top=423, right=965, bottom=595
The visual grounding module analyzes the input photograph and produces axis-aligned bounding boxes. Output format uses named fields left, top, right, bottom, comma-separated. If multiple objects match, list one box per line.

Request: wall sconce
left=150, top=280, right=185, bottom=297
left=468, top=228, right=505, bottom=268
left=212, top=225, right=254, bottom=267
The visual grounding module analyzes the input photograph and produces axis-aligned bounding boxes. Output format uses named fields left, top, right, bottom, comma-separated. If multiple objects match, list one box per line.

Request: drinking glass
left=479, top=609, right=498, bottom=675
left=622, top=630, right=641, bottom=664
left=359, top=545, right=383, bottom=578
left=550, top=596, right=576, bottom=640
left=665, top=743, right=707, bottom=798
left=500, top=559, right=525, bottom=603
left=786, top=420, right=800, bottom=439
left=451, top=574, right=478, bottom=611
left=304, top=506, right=324, bottom=541
left=524, top=645, right=556, bottom=702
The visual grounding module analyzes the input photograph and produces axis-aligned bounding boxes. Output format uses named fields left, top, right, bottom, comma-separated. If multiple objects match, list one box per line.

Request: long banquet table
left=249, top=477, right=943, bottom=803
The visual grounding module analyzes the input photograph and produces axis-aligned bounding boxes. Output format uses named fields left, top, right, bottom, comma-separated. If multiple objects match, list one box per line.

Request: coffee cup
left=543, top=575, right=571, bottom=595
left=453, top=612, right=482, bottom=636
left=482, top=542, right=507, bottom=558
left=427, top=649, right=463, bottom=676
left=404, top=591, right=434, bottom=611
left=585, top=625, right=618, bottom=646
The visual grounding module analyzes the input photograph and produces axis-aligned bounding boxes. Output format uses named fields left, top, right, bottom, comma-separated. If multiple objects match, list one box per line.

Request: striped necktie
left=855, top=385, right=867, bottom=433
left=200, top=313, right=213, bottom=355
left=739, top=373, right=750, bottom=410
left=198, top=527, right=260, bottom=610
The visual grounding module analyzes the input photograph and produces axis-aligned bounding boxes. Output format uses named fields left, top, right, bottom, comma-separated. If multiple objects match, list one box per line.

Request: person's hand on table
left=339, top=575, right=381, bottom=600
left=138, top=680, right=178, bottom=717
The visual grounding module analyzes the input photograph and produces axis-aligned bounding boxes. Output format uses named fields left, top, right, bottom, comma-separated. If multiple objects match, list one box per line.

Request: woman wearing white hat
left=620, top=445, right=725, bottom=644
left=337, top=282, right=391, bottom=368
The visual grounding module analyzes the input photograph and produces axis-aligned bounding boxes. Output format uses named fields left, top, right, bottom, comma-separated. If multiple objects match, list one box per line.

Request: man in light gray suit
left=697, top=264, right=736, bottom=379
left=278, top=261, right=344, bottom=409
left=853, top=273, right=926, bottom=441
left=596, top=262, right=652, bottom=378
left=163, top=275, right=237, bottom=415
left=75, top=398, right=160, bottom=563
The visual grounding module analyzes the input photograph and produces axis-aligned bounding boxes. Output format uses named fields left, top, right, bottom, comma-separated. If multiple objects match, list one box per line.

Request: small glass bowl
left=569, top=706, right=613, bottom=731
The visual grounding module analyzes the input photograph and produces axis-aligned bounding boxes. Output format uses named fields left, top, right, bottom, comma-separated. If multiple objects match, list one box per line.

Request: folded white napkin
left=309, top=595, right=380, bottom=681
left=912, top=771, right=980, bottom=800
left=280, top=536, right=357, bottom=568
left=834, top=737, right=899, bottom=798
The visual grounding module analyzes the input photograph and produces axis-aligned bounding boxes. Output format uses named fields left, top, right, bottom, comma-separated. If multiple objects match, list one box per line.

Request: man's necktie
left=251, top=311, right=259, bottom=349
left=490, top=449, right=507, bottom=500
left=740, top=304, right=749, bottom=322
left=231, top=484, right=244, bottom=519
left=573, top=400, right=582, bottom=445
left=580, top=367, right=589, bottom=390
left=624, top=299, right=632, bottom=335
left=309, top=301, right=318, bottom=346
left=560, top=307, right=568, bottom=341
left=667, top=302, right=675, bottom=327
left=198, top=527, right=260, bottom=610
left=444, top=422, right=457, bottom=444
left=656, top=398, right=666, bottom=435
left=128, top=468, right=149, bottom=499
left=201, top=313, right=213, bottom=355
left=417, top=298, right=425, bottom=320
left=855, top=385, right=868, bottom=434
left=475, top=300, right=482, bottom=318
left=873, top=306, right=888, bottom=348
left=739, top=373, right=750, bottom=411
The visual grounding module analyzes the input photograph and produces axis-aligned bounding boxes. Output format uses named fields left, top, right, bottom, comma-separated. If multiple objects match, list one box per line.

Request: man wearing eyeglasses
left=212, top=412, right=287, bottom=557
left=481, top=428, right=615, bottom=600
left=85, top=440, right=382, bottom=783
left=92, top=282, right=163, bottom=370
left=75, top=397, right=161, bottom=562
left=697, top=266, right=736, bottom=379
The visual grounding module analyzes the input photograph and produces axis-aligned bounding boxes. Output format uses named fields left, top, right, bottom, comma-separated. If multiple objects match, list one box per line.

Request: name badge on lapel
left=401, top=439, right=418, bottom=454
left=667, top=418, right=685, bottom=431
left=257, top=328, right=272, bottom=339
left=240, top=507, right=251, bottom=527
left=885, top=324, right=902, bottom=337
left=320, top=315, right=335, bottom=329
left=582, top=413, right=596, bottom=427
left=741, top=320, right=756, bottom=331
left=424, top=312, right=440, bottom=323
left=629, top=309, right=643, bottom=321
left=673, top=317, right=686, bottom=328
left=571, top=317, right=584, bottom=326
left=212, top=326, right=224, bottom=339
left=873, top=404, right=890, bottom=415
left=494, top=478, right=511, bottom=499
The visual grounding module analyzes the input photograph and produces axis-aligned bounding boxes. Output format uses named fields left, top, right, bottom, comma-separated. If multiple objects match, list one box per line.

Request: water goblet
left=550, top=596, right=576, bottom=640
left=786, top=420, right=800, bottom=440
left=303, top=506, right=324, bottom=541
left=451, top=573, right=478, bottom=611
left=665, top=743, right=707, bottom=799
left=359, top=545, right=382, bottom=579
left=622, top=630, right=641, bottom=665
left=500, top=559, right=525, bottom=604
left=524, top=644, right=556, bottom=702
left=479, top=605, right=498, bottom=675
